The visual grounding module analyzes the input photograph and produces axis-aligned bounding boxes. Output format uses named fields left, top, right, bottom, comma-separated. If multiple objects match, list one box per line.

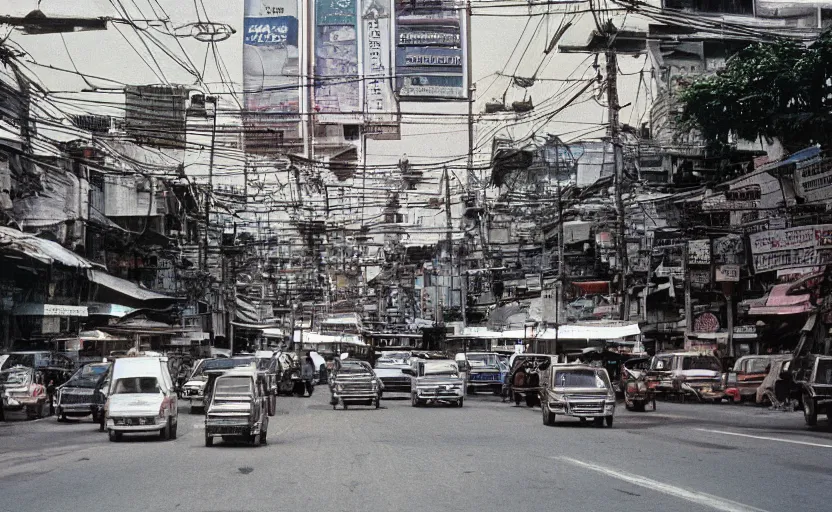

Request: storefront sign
left=711, top=235, right=743, bottom=265
left=715, top=264, right=740, bottom=282
left=13, top=303, right=88, bottom=317
left=362, top=0, right=398, bottom=129
left=690, top=269, right=711, bottom=286
left=749, top=224, right=832, bottom=272
left=317, top=0, right=357, bottom=25
left=795, top=156, right=832, bottom=204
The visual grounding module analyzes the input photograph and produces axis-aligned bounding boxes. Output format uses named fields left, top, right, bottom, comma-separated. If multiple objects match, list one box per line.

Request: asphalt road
left=1, top=392, right=830, bottom=512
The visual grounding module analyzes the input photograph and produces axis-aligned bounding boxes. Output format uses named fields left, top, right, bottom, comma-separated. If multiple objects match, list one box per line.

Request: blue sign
left=244, top=16, right=299, bottom=47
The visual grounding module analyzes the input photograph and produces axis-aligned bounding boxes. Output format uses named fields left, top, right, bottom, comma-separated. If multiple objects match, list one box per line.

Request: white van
left=104, top=357, right=179, bottom=442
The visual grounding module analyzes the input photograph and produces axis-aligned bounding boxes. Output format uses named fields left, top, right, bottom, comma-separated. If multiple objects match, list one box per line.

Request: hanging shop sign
left=749, top=224, right=832, bottom=273
left=794, top=156, right=832, bottom=205
left=687, top=239, right=711, bottom=265
left=711, top=235, right=743, bottom=265
left=243, top=0, right=301, bottom=116
left=715, top=264, right=740, bottom=282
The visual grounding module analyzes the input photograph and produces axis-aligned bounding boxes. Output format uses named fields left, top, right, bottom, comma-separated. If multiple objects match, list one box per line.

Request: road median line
left=695, top=428, right=832, bottom=448
left=557, top=456, right=769, bottom=512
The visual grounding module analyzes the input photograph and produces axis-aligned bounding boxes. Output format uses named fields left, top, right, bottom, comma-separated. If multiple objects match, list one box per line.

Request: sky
left=3, top=0, right=651, bottom=243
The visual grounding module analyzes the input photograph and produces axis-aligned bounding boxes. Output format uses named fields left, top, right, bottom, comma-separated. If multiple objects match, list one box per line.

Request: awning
left=744, top=284, right=814, bottom=316
left=573, top=281, right=611, bottom=294
left=88, top=270, right=175, bottom=302
left=0, top=226, right=93, bottom=268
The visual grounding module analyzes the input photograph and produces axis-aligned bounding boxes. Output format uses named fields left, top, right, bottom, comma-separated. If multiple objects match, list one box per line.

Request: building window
left=343, top=125, right=360, bottom=141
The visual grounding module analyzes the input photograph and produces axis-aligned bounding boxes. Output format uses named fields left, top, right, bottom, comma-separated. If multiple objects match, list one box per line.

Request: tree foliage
left=677, top=31, right=832, bottom=152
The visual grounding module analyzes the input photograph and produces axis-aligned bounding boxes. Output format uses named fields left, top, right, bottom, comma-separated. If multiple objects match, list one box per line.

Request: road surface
left=1, top=392, right=829, bottom=512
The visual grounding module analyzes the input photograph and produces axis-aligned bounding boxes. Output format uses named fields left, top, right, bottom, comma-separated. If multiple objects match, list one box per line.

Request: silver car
left=539, top=364, right=616, bottom=427
left=404, top=359, right=465, bottom=408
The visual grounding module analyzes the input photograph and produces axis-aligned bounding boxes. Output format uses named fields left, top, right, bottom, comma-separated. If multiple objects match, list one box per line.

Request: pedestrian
left=302, top=356, right=315, bottom=396
left=46, top=378, right=56, bottom=416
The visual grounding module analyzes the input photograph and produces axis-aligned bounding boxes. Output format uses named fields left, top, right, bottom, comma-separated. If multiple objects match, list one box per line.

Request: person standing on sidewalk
left=46, top=377, right=56, bottom=416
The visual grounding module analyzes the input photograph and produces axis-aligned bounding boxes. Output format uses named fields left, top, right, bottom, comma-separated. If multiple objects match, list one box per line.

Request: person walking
left=302, top=356, right=315, bottom=397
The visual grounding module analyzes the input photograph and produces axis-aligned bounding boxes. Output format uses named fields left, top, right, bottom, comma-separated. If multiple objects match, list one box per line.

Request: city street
left=1, top=394, right=830, bottom=512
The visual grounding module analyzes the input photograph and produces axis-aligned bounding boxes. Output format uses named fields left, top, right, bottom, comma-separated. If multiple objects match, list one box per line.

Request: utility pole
left=204, top=96, right=217, bottom=273
left=684, top=243, right=692, bottom=351
left=465, top=0, right=475, bottom=190
left=444, top=166, right=454, bottom=322
left=605, top=33, right=629, bottom=321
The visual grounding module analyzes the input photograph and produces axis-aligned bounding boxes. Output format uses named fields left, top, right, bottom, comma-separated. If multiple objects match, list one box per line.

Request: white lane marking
left=558, top=456, right=769, bottom=512
left=696, top=428, right=832, bottom=449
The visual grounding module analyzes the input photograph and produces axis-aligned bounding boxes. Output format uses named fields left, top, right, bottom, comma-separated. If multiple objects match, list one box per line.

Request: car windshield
left=0, top=368, right=30, bottom=386
left=66, top=365, right=108, bottom=388
left=215, top=376, right=252, bottom=395
left=745, top=358, right=771, bottom=374
left=815, top=360, right=832, bottom=385
left=340, top=364, right=371, bottom=375
left=378, top=352, right=410, bottom=361
left=113, top=377, right=161, bottom=394
left=681, top=356, right=721, bottom=372
left=468, top=354, right=499, bottom=366
left=423, top=362, right=458, bottom=377
left=554, top=369, right=610, bottom=389
left=3, top=353, right=36, bottom=369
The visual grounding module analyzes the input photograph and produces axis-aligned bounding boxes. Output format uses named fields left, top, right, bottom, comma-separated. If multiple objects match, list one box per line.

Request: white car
left=105, top=356, right=179, bottom=442
left=182, top=359, right=209, bottom=412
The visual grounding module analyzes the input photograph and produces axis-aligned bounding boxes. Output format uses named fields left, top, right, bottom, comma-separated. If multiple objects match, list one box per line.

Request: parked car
left=56, top=362, right=111, bottom=424
left=796, top=355, right=832, bottom=427
left=1, top=351, right=75, bottom=373
left=373, top=351, right=413, bottom=395
left=0, top=366, right=48, bottom=420
left=725, top=354, right=792, bottom=403
left=646, top=352, right=724, bottom=401
left=456, top=352, right=506, bottom=395
left=506, top=354, right=557, bottom=407
left=330, top=360, right=383, bottom=410
left=403, top=359, right=464, bottom=407
left=204, top=365, right=269, bottom=446
left=539, top=364, right=616, bottom=427
left=104, top=356, right=178, bottom=442
left=200, top=357, right=257, bottom=410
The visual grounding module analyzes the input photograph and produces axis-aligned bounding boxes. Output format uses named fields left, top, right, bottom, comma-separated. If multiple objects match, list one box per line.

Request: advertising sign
left=687, top=239, right=711, bottom=265
left=795, top=157, right=832, bottom=204
left=315, top=0, right=359, bottom=113
left=715, top=264, right=740, bottom=282
left=749, top=224, right=832, bottom=273
left=395, top=0, right=467, bottom=100
left=362, top=0, right=398, bottom=132
left=243, top=0, right=301, bottom=115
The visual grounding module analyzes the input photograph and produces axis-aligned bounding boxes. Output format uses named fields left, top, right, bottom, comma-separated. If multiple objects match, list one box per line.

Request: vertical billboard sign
left=395, top=0, right=467, bottom=101
left=362, top=0, right=395, bottom=117
left=243, top=0, right=301, bottom=115
left=315, top=0, right=360, bottom=113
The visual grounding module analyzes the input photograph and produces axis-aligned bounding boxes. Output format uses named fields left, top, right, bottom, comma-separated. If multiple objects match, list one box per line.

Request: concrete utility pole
left=444, top=166, right=454, bottom=321
left=606, top=37, right=629, bottom=321
left=204, top=96, right=217, bottom=273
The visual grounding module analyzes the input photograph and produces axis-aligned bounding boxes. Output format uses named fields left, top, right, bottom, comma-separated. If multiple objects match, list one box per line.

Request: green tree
left=678, top=31, right=832, bottom=152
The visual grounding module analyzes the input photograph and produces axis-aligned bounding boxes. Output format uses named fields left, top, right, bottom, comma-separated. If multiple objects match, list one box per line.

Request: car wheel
left=804, top=394, right=818, bottom=427
left=457, top=398, right=464, bottom=408
left=542, top=404, right=555, bottom=426
left=170, top=420, right=178, bottom=440
left=108, top=430, right=121, bottom=442
left=605, top=416, right=614, bottom=428
left=260, top=430, right=267, bottom=445
left=269, top=395, right=276, bottom=417
left=205, top=432, right=213, bottom=447
left=160, top=419, right=171, bottom=440
left=251, top=433, right=260, bottom=446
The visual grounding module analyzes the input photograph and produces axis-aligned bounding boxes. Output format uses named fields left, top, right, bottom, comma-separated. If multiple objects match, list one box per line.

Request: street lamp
left=1, top=10, right=108, bottom=35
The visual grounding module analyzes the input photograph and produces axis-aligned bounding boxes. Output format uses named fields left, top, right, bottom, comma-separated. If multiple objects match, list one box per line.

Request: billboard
left=124, top=85, right=188, bottom=149
left=362, top=0, right=398, bottom=136
left=315, top=0, right=360, bottom=113
left=243, top=0, right=301, bottom=115
left=749, top=224, right=832, bottom=273
left=395, top=0, right=467, bottom=101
